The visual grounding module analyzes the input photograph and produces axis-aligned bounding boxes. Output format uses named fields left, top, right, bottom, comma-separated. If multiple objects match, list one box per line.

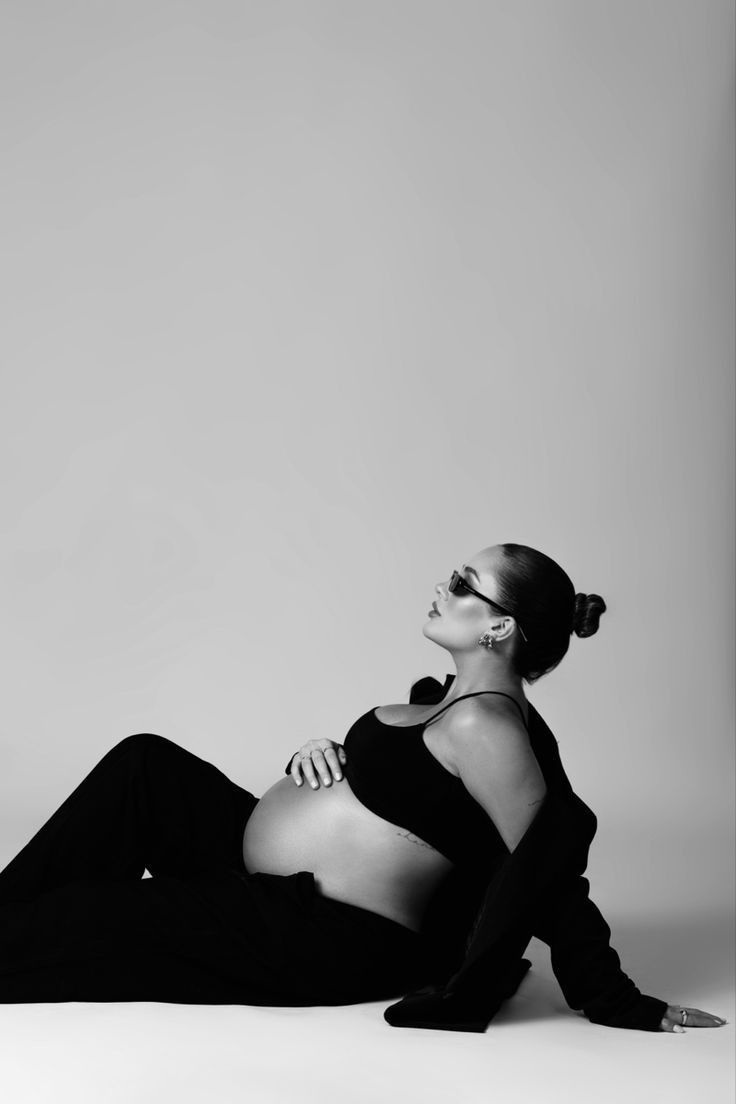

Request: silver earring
left=478, top=632, right=495, bottom=650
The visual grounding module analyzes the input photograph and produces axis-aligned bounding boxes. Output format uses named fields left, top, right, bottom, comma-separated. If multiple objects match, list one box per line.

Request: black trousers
left=0, top=733, right=430, bottom=1005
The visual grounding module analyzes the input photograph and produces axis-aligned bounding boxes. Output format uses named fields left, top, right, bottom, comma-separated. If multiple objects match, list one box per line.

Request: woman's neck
left=441, top=663, right=525, bottom=702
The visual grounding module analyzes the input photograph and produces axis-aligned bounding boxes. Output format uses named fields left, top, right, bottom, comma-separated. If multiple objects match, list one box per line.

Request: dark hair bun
left=572, top=592, right=607, bottom=638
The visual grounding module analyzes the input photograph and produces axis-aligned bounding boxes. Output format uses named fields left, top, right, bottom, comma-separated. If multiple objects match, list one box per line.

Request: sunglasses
left=448, top=569, right=529, bottom=643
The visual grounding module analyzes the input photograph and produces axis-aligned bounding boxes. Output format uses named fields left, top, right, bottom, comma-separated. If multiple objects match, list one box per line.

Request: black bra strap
left=424, top=691, right=528, bottom=729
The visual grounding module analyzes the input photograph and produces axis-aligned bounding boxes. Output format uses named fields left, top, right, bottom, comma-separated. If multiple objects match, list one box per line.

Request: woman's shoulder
left=408, top=674, right=530, bottom=729
left=471, top=692, right=530, bottom=733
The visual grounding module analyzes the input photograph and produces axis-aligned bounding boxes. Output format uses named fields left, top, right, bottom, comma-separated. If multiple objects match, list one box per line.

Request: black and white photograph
left=0, top=2, right=733, bottom=1101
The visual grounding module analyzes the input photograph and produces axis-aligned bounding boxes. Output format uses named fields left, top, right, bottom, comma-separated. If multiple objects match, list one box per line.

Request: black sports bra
left=341, top=691, right=528, bottom=867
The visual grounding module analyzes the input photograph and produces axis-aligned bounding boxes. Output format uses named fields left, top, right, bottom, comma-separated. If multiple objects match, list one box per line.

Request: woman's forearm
left=533, top=873, right=668, bottom=1030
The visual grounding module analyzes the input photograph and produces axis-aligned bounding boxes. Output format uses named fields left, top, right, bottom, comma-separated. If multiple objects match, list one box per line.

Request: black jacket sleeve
left=532, top=873, right=669, bottom=1030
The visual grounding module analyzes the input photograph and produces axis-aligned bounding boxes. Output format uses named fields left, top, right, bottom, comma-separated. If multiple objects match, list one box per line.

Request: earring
left=478, top=632, right=495, bottom=650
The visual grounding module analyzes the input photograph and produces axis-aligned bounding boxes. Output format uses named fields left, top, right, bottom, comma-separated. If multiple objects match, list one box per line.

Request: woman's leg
left=0, top=733, right=258, bottom=905
left=0, top=733, right=285, bottom=1005
left=0, top=868, right=318, bottom=1004
left=0, top=733, right=429, bottom=1006
left=0, top=867, right=431, bottom=1006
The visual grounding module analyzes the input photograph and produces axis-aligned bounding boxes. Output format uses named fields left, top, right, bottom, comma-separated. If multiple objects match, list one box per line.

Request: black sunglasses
left=448, top=569, right=529, bottom=643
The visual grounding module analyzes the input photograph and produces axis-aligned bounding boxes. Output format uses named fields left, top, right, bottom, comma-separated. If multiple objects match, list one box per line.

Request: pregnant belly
left=242, top=775, right=455, bottom=932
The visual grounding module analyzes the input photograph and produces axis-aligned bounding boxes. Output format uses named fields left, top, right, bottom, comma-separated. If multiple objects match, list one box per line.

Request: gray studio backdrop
left=0, top=0, right=733, bottom=971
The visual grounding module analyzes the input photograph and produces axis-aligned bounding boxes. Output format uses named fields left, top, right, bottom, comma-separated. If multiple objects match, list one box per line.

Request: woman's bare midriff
left=242, top=693, right=528, bottom=933
left=241, top=701, right=471, bottom=933
left=242, top=774, right=455, bottom=933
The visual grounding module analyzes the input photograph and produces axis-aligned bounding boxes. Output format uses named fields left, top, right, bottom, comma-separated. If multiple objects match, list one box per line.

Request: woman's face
left=423, top=546, right=510, bottom=651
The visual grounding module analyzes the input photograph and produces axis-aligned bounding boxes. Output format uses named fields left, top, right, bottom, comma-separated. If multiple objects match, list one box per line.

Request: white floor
left=2, top=909, right=733, bottom=1104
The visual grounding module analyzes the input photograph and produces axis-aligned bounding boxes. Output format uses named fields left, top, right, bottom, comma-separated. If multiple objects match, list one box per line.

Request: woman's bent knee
left=114, top=732, right=171, bottom=754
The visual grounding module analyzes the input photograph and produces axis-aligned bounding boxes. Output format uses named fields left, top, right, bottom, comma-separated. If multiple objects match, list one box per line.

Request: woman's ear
left=492, top=618, right=516, bottom=642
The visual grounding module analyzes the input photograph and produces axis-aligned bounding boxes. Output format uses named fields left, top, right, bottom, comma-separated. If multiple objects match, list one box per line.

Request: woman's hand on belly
left=288, top=740, right=347, bottom=789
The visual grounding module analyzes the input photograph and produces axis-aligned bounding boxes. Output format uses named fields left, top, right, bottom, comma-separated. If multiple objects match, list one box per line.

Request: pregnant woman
left=0, top=543, right=726, bottom=1035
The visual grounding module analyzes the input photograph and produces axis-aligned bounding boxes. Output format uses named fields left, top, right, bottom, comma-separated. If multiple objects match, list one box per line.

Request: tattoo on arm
left=527, top=798, right=543, bottom=807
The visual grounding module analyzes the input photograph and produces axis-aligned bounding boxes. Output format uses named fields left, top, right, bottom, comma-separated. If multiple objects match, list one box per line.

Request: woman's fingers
left=291, top=751, right=319, bottom=788
left=660, top=1011, right=688, bottom=1033
left=310, top=749, right=333, bottom=787
left=680, top=1007, right=728, bottom=1027
left=660, top=1005, right=728, bottom=1032
left=323, top=747, right=343, bottom=782
left=301, top=755, right=321, bottom=788
left=291, top=743, right=347, bottom=788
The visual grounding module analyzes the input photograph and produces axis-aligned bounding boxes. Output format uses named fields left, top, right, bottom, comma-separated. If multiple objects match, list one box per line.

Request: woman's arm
left=449, top=702, right=670, bottom=1030
left=450, top=700, right=547, bottom=852
left=532, top=872, right=669, bottom=1030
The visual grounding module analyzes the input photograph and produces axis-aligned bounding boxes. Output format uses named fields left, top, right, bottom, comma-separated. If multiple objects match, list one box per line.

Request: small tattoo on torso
left=396, top=829, right=437, bottom=851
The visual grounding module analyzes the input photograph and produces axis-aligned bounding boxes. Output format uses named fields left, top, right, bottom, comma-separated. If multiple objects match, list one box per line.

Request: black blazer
left=380, top=673, right=668, bottom=1032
